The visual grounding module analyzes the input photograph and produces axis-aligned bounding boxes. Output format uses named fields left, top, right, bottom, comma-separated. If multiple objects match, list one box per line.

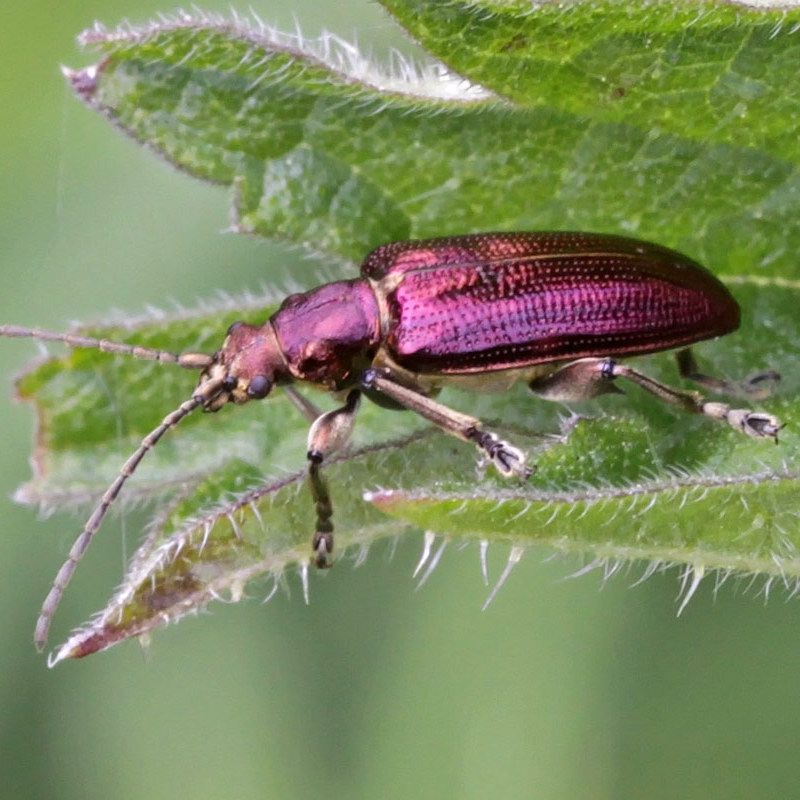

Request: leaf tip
left=61, top=62, right=100, bottom=102
left=48, top=623, right=123, bottom=665
left=12, top=483, right=35, bottom=507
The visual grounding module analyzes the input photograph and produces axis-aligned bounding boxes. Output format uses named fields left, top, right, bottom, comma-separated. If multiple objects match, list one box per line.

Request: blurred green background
left=2, top=3, right=800, bottom=799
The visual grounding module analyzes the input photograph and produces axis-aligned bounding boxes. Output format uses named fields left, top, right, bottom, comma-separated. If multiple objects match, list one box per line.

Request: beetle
left=0, top=231, right=782, bottom=650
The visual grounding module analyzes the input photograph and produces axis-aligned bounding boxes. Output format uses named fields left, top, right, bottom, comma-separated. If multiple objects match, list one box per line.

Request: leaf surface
left=14, top=3, right=800, bottom=658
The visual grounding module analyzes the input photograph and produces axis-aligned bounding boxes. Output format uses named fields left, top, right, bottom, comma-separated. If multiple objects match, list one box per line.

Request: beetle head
left=195, top=321, right=286, bottom=412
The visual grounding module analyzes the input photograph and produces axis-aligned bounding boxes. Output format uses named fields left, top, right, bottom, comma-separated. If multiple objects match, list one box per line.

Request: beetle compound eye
left=222, top=375, right=238, bottom=392
left=247, top=375, right=272, bottom=399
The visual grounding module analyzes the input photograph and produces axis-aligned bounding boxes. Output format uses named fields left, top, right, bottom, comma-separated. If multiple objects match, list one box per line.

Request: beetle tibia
left=363, top=369, right=533, bottom=479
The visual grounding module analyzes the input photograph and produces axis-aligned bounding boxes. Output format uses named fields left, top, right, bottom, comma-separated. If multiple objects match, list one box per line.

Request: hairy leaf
left=67, top=4, right=800, bottom=276
left=12, top=3, right=800, bottom=658
left=24, top=280, right=798, bottom=663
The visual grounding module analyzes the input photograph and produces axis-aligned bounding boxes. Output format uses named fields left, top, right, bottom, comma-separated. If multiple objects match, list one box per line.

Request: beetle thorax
left=270, top=279, right=381, bottom=390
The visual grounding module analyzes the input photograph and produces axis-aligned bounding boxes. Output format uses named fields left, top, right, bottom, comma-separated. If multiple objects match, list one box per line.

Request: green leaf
left=14, top=4, right=800, bottom=659
left=66, top=4, right=800, bottom=276
left=26, top=280, right=800, bottom=664
left=384, top=0, right=800, bottom=163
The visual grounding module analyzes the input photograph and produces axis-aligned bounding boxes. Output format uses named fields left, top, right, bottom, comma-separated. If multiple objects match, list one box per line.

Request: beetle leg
left=609, top=359, right=782, bottom=439
left=306, top=389, right=361, bottom=568
left=284, top=385, right=323, bottom=422
left=361, top=369, right=531, bottom=478
left=529, top=359, right=625, bottom=402
left=676, top=348, right=780, bottom=401
left=539, top=357, right=782, bottom=441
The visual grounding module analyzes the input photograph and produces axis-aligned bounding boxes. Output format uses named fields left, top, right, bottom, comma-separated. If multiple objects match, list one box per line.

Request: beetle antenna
left=33, top=376, right=227, bottom=652
left=0, top=325, right=213, bottom=369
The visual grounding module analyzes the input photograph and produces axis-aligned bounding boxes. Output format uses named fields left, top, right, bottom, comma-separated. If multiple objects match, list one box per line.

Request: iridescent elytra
left=0, top=231, right=782, bottom=650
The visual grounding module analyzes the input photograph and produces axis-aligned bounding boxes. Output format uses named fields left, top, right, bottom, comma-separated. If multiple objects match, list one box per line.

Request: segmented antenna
left=0, top=325, right=213, bottom=369
left=33, top=376, right=227, bottom=652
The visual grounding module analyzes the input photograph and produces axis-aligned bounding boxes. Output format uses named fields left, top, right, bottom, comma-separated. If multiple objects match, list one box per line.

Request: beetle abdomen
left=369, top=232, right=739, bottom=374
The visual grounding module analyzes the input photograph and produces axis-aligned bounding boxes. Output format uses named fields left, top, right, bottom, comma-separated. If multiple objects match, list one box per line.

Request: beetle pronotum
left=1, top=231, right=782, bottom=650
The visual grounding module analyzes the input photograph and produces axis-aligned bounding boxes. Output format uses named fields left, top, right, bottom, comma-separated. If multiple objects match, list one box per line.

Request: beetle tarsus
left=705, top=405, right=783, bottom=442
left=308, top=460, right=335, bottom=569
left=738, top=411, right=783, bottom=441
left=467, top=428, right=531, bottom=478
left=312, top=530, right=334, bottom=569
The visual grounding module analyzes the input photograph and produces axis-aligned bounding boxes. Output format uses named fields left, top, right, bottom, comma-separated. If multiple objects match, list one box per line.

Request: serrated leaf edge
left=77, top=9, right=494, bottom=103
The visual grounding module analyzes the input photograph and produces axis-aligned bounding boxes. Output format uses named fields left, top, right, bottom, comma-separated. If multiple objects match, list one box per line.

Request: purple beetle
left=0, top=231, right=782, bottom=649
